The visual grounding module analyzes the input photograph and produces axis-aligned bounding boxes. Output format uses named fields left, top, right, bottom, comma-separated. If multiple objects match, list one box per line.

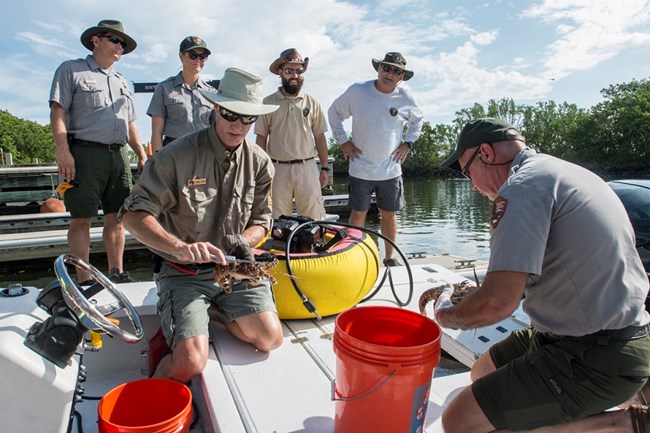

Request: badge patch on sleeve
left=490, top=196, right=508, bottom=229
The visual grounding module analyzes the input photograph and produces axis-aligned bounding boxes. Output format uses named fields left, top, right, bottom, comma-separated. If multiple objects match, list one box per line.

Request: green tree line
left=0, top=110, right=56, bottom=164
left=2, top=78, right=648, bottom=174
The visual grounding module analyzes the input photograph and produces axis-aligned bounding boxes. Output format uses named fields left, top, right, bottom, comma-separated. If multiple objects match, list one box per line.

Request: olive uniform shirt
left=120, top=126, right=274, bottom=262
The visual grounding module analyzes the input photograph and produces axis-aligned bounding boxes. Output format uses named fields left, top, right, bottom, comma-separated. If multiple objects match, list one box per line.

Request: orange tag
left=490, top=196, right=508, bottom=229
left=187, top=177, right=207, bottom=187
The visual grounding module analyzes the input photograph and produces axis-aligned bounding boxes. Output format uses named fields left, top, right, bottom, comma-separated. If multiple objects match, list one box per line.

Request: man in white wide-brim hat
left=49, top=19, right=147, bottom=285
left=120, top=68, right=282, bottom=382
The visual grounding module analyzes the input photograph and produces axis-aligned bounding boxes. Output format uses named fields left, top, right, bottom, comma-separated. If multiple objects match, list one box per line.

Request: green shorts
left=64, top=143, right=132, bottom=217
left=156, top=263, right=277, bottom=347
left=472, top=326, right=650, bottom=431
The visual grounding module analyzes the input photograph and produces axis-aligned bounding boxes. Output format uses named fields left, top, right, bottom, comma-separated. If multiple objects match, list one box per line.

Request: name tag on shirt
left=188, top=177, right=207, bottom=187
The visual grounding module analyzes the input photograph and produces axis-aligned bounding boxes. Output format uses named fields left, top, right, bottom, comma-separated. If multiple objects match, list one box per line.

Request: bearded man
left=255, top=48, right=329, bottom=220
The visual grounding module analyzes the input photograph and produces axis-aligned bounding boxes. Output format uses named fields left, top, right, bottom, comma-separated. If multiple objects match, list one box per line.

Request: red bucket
left=333, top=306, right=441, bottom=433
left=98, top=378, right=192, bottom=433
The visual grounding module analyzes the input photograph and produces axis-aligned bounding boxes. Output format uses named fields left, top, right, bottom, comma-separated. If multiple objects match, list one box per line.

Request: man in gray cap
left=255, top=48, right=329, bottom=220
left=436, top=118, right=650, bottom=432
left=120, top=68, right=282, bottom=382
left=147, top=36, right=216, bottom=153
left=49, top=19, right=147, bottom=284
left=328, top=52, right=423, bottom=267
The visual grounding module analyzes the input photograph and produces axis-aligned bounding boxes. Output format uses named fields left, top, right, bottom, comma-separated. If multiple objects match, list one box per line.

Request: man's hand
left=341, top=140, right=362, bottom=161
left=222, top=234, right=255, bottom=262
left=434, top=284, right=454, bottom=323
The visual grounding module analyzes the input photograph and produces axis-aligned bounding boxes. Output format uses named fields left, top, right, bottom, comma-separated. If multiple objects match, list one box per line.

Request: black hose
left=282, top=220, right=414, bottom=318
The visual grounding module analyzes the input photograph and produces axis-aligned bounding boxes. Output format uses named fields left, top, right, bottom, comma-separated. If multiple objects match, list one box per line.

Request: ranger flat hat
left=372, top=52, right=414, bottom=81
left=269, top=48, right=309, bottom=75
left=80, top=19, right=137, bottom=54
left=200, top=68, right=279, bottom=116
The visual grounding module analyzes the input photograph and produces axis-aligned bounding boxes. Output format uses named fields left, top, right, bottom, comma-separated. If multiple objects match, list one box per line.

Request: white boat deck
left=41, top=262, right=527, bottom=432
left=199, top=263, right=528, bottom=432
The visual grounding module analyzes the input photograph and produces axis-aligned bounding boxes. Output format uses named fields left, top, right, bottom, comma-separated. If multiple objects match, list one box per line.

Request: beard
left=281, top=76, right=303, bottom=95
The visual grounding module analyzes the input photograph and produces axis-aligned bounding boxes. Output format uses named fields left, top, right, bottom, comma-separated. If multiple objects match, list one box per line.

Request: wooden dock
left=0, top=164, right=374, bottom=261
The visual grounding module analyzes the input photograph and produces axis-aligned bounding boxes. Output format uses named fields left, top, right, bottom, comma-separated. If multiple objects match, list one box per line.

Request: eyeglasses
left=100, top=34, right=126, bottom=49
left=186, top=51, right=209, bottom=61
left=381, top=64, right=403, bottom=76
left=283, top=67, right=305, bottom=75
left=219, top=107, right=258, bottom=125
left=460, top=147, right=481, bottom=179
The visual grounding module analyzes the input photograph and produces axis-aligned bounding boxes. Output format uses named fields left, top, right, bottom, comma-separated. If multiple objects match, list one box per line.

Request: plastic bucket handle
left=330, top=370, right=396, bottom=401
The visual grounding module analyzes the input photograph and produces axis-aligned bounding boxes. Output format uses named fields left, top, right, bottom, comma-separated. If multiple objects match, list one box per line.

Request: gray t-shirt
left=49, top=55, right=136, bottom=145
left=488, top=148, right=649, bottom=336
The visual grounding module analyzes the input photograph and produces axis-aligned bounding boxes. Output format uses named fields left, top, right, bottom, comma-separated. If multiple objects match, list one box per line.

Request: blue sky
left=1, top=0, right=649, bottom=143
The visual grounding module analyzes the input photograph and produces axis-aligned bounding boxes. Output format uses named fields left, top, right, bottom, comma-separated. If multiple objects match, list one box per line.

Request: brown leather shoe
left=630, top=404, right=650, bottom=433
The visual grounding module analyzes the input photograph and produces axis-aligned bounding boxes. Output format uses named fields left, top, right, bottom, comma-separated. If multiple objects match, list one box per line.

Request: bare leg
left=103, top=213, right=125, bottom=273
left=154, top=335, right=209, bottom=383
left=380, top=209, right=398, bottom=259
left=349, top=209, right=367, bottom=228
left=226, top=311, right=283, bottom=352
left=68, top=217, right=92, bottom=281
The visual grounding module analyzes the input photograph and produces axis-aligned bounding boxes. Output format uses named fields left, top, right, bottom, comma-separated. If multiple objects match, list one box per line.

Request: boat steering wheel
left=54, top=254, right=144, bottom=344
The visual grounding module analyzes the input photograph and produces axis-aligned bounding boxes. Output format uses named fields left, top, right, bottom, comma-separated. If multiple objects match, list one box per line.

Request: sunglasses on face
left=186, top=51, right=209, bottom=61
left=100, top=34, right=126, bottom=49
left=219, top=107, right=257, bottom=125
left=381, top=64, right=403, bottom=76
left=283, top=67, right=305, bottom=75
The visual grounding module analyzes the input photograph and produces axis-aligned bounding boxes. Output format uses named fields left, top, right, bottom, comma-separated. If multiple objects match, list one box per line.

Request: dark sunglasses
left=283, top=67, right=305, bottom=75
left=186, top=51, right=209, bottom=61
left=219, top=107, right=257, bottom=125
left=100, top=34, right=126, bottom=49
left=381, top=64, right=403, bottom=76
left=460, top=147, right=481, bottom=179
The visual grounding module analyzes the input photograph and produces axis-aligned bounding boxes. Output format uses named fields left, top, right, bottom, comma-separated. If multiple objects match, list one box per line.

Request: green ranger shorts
left=156, top=263, right=277, bottom=347
left=64, top=143, right=132, bottom=217
left=472, top=326, right=650, bottom=431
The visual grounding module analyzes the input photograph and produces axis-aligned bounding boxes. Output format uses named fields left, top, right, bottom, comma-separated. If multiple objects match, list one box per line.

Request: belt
left=541, top=325, right=649, bottom=345
left=71, top=137, right=125, bottom=152
left=164, top=260, right=214, bottom=276
left=271, top=157, right=315, bottom=164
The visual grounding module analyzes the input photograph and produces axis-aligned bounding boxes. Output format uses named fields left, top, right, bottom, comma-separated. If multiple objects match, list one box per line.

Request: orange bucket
left=333, top=306, right=441, bottom=433
left=98, top=378, right=192, bottom=433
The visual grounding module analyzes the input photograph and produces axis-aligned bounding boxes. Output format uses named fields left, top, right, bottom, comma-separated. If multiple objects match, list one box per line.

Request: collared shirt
left=328, top=80, right=423, bottom=181
left=120, top=126, right=274, bottom=262
left=49, top=55, right=136, bottom=145
left=488, top=148, right=650, bottom=336
left=146, top=73, right=216, bottom=138
left=254, top=89, right=328, bottom=161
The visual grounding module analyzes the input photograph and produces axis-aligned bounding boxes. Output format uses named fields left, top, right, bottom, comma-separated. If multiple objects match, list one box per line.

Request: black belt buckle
left=107, top=143, right=122, bottom=152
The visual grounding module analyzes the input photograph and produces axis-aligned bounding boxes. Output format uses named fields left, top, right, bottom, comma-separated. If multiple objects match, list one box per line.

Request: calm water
left=0, top=177, right=492, bottom=287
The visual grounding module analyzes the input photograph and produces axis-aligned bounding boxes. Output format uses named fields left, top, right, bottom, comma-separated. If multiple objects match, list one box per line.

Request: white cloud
left=522, top=0, right=650, bottom=80
left=0, top=0, right=647, bottom=141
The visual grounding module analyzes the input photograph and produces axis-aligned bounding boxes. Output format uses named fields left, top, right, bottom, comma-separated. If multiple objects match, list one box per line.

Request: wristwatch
left=320, top=166, right=330, bottom=172
left=404, top=141, right=413, bottom=149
